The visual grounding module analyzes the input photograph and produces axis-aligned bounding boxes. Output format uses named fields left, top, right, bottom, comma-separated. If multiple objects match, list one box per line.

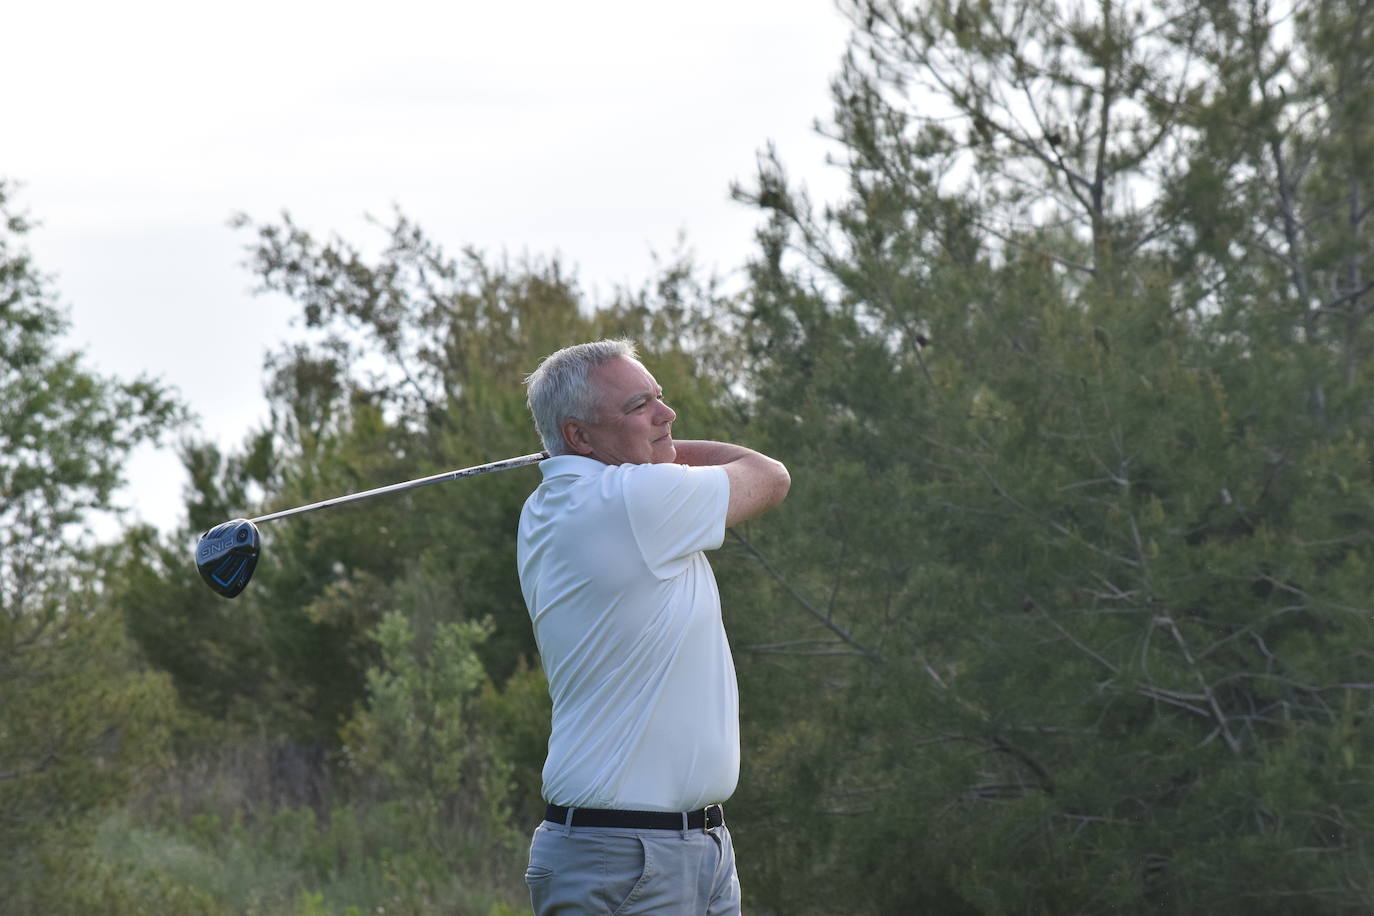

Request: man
left=517, top=339, right=790, bottom=915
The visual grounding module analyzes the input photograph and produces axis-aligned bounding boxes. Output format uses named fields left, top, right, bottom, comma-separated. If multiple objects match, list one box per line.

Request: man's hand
left=673, top=440, right=791, bottom=527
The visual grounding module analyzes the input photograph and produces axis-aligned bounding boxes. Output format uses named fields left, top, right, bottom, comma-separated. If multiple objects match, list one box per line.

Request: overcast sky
left=7, top=0, right=854, bottom=536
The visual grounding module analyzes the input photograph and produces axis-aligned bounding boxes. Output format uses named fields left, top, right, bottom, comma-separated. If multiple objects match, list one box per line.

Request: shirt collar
left=539, top=454, right=607, bottom=479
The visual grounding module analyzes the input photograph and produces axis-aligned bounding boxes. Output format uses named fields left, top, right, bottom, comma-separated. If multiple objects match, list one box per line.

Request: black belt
left=544, top=803, right=725, bottom=831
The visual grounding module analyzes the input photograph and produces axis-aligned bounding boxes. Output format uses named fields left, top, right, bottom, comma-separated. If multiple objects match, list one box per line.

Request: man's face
left=565, top=356, right=677, bottom=465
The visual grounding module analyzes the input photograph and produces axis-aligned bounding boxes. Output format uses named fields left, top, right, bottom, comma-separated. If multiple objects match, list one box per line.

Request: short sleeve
left=621, top=463, right=730, bottom=579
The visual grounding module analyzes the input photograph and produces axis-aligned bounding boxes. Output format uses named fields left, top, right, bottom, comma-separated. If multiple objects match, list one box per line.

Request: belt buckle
left=703, top=803, right=722, bottom=830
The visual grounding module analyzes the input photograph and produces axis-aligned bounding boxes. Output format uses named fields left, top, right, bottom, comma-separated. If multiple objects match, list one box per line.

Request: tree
left=725, top=1, right=1374, bottom=911
left=1162, top=0, right=1374, bottom=401
left=340, top=610, right=519, bottom=875
left=0, top=180, right=185, bottom=912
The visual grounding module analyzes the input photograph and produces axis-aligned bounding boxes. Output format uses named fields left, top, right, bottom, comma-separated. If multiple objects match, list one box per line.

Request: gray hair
left=525, top=339, right=639, bottom=455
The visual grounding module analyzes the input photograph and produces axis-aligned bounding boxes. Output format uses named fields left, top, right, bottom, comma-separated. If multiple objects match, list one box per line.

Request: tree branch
left=727, top=529, right=881, bottom=662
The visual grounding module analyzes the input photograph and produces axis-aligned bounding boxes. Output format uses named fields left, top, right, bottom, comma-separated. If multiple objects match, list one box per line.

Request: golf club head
left=196, top=518, right=261, bottom=599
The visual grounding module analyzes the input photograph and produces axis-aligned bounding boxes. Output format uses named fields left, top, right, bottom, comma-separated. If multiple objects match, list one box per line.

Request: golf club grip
left=248, top=451, right=548, bottom=525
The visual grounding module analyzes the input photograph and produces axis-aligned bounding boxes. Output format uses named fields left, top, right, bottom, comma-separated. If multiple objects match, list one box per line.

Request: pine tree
left=727, top=1, right=1374, bottom=911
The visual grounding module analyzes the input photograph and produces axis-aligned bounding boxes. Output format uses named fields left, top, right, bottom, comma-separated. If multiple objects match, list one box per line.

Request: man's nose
left=658, top=401, right=677, bottom=423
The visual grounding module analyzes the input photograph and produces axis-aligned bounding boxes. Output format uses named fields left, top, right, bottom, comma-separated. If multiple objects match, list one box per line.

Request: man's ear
left=562, top=418, right=594, bottom=456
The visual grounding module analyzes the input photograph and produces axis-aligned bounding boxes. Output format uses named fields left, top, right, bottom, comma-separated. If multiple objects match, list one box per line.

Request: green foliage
left=476, top=657, right=553, bottom=827
left=19, top=825, right=225, bottom=916
left=342, top=609, right=518, bottom=858
left=90, top=598, right=542, bottom=912
left=92, top=801, right=525, bottom=915
left=723, top=1, right=1374, bottom=911
left=0, top=180, right=186, bottom=912
left=0, top=182, right=182, bottom=600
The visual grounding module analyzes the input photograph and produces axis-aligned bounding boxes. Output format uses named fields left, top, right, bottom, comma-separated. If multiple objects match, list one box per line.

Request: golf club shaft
left=249, top=451, right=548, bottom=525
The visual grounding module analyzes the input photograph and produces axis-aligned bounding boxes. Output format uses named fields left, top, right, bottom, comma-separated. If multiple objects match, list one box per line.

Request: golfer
left=517, top=339, right=790, bottom=915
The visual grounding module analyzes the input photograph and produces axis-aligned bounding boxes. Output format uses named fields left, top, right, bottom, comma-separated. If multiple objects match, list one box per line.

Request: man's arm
left=673, top=440, right=791, bottom=527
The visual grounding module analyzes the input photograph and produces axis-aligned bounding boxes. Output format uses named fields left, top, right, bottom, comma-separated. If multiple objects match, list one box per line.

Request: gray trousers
left=524, top=818, right=741, bottom=915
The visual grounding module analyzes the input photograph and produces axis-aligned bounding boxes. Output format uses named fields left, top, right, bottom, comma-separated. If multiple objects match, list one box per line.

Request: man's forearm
left=672, top=440, right=760, bottom=467
left=674, top=439, right=790, bottom=525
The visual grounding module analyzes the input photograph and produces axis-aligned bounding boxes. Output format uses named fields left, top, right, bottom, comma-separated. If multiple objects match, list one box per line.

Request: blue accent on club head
left=212, top=556, right=247, bottom=587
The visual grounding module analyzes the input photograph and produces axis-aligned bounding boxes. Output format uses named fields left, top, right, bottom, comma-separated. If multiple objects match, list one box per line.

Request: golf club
left=196, top=450, right=548, bottom=598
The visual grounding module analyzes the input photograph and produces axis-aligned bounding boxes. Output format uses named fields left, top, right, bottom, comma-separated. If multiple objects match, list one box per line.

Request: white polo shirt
left=517, top=454, right=735, bottom=812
